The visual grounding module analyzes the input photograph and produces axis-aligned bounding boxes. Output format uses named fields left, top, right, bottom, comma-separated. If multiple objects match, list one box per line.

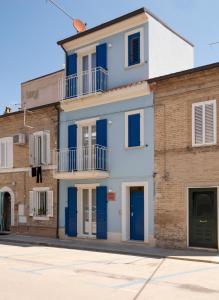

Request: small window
left=192, top=100, right=216, bottom=146
left=0, top=137, right=13, bottom=169
left=125, top=110, right=144, bottom=148
left=37, top=191, right=47, bottom=216
left=29, top=189, right=53, bottom=218
left=29, top=131, right=50, bottom=166
left=125, top=28, right=144, bottom=68
left=128, top=32, right=140, bottom=66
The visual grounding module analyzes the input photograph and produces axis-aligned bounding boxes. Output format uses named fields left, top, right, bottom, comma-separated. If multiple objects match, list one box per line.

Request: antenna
left=209, top=42, right=219, bottom=47
left=23, top=104, right=34, bottom=129
left=46, top=0, right=87, bottom=33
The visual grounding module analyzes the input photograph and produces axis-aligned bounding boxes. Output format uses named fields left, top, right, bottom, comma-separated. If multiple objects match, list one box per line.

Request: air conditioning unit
left=13, top=133, right=26, bottom=145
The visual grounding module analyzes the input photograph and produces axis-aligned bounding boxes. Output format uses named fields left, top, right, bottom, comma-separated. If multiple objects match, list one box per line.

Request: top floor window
left=0, top=137, right=13, bottom=169
left=29, top=131, right=51, bottom=166
left=192, top=100, right=217, bottom=147
left=125, top=27, right=144, bottom=68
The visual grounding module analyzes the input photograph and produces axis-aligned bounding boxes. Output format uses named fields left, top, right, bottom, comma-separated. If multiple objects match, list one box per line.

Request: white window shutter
left=0, top=141, right=4, bottom=168
left=194, top=105, right=203, bottom=145
left=205, top=102, right=215, bottom=144
left=43, top=131, right=51, bottom=165
left=29, top=134, right=35, bottom=166
left=47, top=191, right=53, bottom=217
left=6, top=138, right=13, bottom=168
left=29, top=191, right=34, bottom=216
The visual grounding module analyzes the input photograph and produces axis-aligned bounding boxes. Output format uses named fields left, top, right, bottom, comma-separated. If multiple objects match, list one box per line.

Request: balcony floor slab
left=53, top=170, right=109, bottom=180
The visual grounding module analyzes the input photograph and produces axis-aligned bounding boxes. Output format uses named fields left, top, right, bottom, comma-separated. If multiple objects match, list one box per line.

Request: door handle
left=199, top=219, right=208, bottom=223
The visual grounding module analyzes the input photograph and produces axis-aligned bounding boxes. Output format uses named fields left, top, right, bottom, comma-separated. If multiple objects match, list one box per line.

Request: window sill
left=33, top=216, right=50, bottom=221
left=124, top=61, right=145, bottom=70
left=192, top=143, right=217, bottom=148
left=125, top=145, right=145, bottom=150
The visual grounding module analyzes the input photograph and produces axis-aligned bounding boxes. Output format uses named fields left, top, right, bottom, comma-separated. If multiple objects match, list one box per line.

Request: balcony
left=61, top=67, right=108, bottom=100
left=53, top=145, right=109, bottom=180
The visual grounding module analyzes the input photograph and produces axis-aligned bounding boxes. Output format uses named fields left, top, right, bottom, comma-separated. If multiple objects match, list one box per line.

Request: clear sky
left=1, top=0, right=219, bottom=112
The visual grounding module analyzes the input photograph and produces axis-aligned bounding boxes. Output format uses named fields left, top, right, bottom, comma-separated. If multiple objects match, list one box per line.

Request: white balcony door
left=81, top=53, right=96, bottom=95
left=80, top=124, right=96, bottom=171
left=82, top=188, right=96, bottom=236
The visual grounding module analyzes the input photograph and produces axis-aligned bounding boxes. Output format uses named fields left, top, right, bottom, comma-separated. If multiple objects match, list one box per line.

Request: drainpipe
left=55, top=103, right=60, bottom=239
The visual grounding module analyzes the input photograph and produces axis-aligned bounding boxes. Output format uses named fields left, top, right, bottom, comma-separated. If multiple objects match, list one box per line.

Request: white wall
left=148, top=15, right=194, bottom=78
left=21, top=70, right=64, bottom=109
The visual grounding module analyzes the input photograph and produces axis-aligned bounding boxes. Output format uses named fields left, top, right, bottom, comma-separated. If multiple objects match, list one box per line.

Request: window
left=125, top=110, right=144, bottom=148
left=29, top=188, right=53, bottom=218
left=192, top=100, right=216, bottom=146
left=125, top=28, right=144, bottom=68
left=29, top=131, right=50, bottom=166
left=0, top=137, right=13, bottom=169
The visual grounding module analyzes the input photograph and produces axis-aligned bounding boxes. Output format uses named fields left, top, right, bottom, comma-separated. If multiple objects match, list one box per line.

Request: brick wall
left=153, top=67, right=219, bottom=248
left=0, top=104, right=58, bottom=237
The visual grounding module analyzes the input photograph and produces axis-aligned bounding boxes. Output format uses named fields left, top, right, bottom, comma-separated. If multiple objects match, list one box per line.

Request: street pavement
left=0, top=243, right=219, bottom=299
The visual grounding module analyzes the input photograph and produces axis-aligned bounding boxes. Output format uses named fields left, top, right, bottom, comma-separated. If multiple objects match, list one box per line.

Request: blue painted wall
left=59, top=93, right=154, bottom=237
left=68, top=23, right=149, bottom=90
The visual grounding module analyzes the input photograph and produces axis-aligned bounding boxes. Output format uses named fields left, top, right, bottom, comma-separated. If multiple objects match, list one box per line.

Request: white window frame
left=30, top=187, right=53, bottom=220
left=0, top=137, right=13, bottom=169
left=125, top=109, right=144, bottom=148
left=30, top=130, right=51, bottom=166
left=77, top=47, right=97, bottom=96
left=124, top=27, right=144, bottom=68
left=192, top=100, right=217, bottom=147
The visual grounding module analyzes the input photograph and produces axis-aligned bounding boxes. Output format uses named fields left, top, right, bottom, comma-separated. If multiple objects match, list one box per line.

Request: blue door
left=130, top=187, right=144, bottom=241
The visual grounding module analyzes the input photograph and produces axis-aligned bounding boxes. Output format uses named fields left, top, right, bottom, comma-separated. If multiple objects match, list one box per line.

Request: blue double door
left=130, top=187, right=144, bottom=241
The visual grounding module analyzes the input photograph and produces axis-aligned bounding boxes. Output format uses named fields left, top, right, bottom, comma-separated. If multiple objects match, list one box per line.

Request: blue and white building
left=55, top=8, right=193, bottom=243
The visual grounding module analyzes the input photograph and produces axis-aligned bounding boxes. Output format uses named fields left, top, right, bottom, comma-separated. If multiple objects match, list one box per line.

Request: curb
left=0, top=237, right=218, bottom=265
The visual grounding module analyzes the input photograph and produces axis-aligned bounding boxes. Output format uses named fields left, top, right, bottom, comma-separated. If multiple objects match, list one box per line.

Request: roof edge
left=57, top=7, right=193, bottom=48
left=148, top=62, right=219, bottom=84
left=21, top=69, right=64, bottom=85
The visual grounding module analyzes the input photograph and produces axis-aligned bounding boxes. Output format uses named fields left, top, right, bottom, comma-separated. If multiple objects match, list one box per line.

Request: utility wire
left=46, top=0, right=74, bottom=21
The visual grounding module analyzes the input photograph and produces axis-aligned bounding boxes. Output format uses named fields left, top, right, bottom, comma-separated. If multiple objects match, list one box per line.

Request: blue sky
left=1, top=0, right=219, bottom=112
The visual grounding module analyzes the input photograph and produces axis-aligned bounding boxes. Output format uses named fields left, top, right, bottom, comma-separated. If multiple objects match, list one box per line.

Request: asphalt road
left=0, top=243, right=219, bottom=300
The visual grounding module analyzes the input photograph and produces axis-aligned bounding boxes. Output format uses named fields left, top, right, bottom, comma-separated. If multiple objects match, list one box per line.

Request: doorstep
left=0, top=234, right=219, bottom=264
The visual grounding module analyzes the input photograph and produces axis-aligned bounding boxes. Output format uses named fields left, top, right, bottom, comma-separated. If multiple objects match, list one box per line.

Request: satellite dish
left=73, top=19, right=87, bottom=33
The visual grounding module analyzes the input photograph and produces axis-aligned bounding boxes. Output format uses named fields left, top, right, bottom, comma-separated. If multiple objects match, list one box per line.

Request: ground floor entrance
left=81, top=188, right=96, bottom=237
left=189, top=188, right=218, bottom=249
left=130, top=187, right=144, bottom=241
left=65, top=184, right=107, bottom=239
left=0, top=192, right=11, bottom=232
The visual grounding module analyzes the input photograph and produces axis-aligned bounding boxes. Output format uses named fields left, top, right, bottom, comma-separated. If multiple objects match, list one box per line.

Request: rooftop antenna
left=23, top=104, right=34, bottom=129
left=46, top=0, right=87, bottom=33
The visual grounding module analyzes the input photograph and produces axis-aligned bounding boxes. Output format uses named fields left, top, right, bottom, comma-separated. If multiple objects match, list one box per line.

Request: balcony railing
left=61, top=67, right=108, bottom=100
left=54, top=145, right=109, bottom=173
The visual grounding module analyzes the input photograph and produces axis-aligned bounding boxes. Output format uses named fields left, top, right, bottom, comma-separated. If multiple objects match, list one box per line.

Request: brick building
left=149, top=62, right=219, bottom=250
left=0, top=70, right=63, bottom=237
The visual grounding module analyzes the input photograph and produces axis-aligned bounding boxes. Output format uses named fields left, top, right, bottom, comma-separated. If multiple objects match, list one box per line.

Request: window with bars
left=29, top=189, right=53, bottom=218
left=37, top=191, right=47, bottom=216
left=192, top=100, right=216, bottom=146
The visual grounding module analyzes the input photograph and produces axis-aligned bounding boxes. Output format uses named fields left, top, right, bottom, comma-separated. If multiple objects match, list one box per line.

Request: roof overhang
left=58, top=8, right=148, bottom=52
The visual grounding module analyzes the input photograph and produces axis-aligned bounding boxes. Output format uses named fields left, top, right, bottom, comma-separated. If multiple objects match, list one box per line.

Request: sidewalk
left=0, top=233, right=219, bottom=264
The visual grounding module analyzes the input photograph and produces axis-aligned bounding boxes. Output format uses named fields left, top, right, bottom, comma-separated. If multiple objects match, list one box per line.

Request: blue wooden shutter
left=67, top=187, right=77, bottom=237
left=96, top=186, right=107, bottom=239
left=66, top=53, right=77, bottom=98
left=68, top=124, right=77, bottom=171
left=128, top=32, right=140, bottom=66
left=96, top=119, right=107, bottom=170
left=96, top=43, right=107, bottom=91
left=128, top=113, right=140, bottom=147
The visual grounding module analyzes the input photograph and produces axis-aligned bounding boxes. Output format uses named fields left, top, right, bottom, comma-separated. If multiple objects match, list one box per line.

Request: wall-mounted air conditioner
left=13, top=133, right=26, bottom=145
